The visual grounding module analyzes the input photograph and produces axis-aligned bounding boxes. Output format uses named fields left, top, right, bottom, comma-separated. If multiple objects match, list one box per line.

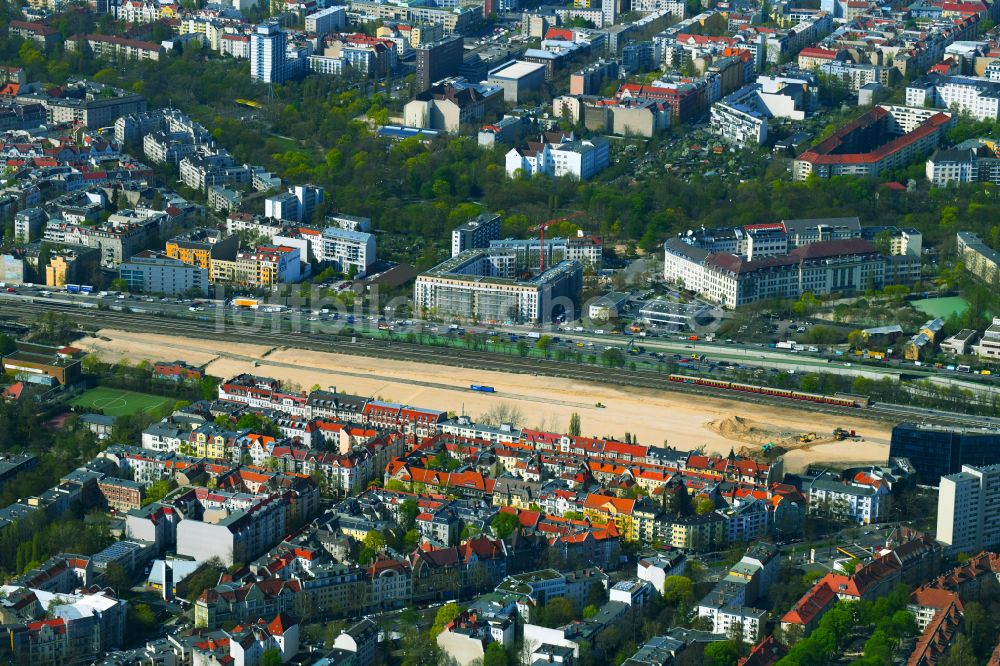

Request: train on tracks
left=667, top=374, right=871, bottom=408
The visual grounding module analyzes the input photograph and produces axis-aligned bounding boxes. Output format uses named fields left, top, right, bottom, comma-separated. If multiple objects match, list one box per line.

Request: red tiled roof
left=798, top=107, right=952, bottom=166
left=781, top=580, right=837, bottom=627
left=799, top=47, right=841, bottom=59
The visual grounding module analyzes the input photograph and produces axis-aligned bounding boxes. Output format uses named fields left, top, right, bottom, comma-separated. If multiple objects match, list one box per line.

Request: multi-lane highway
left=3, top=292, right=999, bottom=430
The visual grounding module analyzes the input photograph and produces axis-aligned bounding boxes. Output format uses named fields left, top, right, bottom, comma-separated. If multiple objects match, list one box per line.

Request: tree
left=478, top=402, right=524, bottom=427
left=568, top=412, right=581, bottom=437
left=704, top=640, right=740, bottom=666
left=939, top=634, right=978, bottom=666
left=143, top=479, right=176, bottom=506
left=483, top=641, right=510, bottom=666
left=359, top=530, right=386, bottom=564
left=110, top=278, right=129, bottom=292
left=399, top=499, right=419, bottom=532
left=961, top=601, right=995, bottom=659
left=582, top=604, right=598, bottom=619
left=235, top=412, right=281, bottom=437
left=103, top=562, right=130, bottom=594
left=533, top=597, right=574, bottom=628
left=661, top=576, right=694, bottom=605
left=261, top=648, right=282, bottom=666
left=847, top=329, right=866, bottom=350
left=800, top=373, right=821, bottom=393
left=404, top=529, right=421, bottom=551
left=694, top=497, right=716, bottom=516
left=0, top=333, right=15, bottom=357
left=490, top=512, right=519, bottom=539
left=126, top=603, right=157, bottom=636
left=431, top=601, right=462, bottom=636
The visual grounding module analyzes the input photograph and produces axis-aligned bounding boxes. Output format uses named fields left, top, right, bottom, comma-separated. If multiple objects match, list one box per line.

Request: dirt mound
left=709, top=415, right=777, bottom=444
left=709, top=415, right=836, bottom=453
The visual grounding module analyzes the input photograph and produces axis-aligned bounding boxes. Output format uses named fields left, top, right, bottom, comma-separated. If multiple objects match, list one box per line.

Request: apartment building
left=926, top=148, right=976, bottom=186
left=505, top=135, right=610, bottom=180
left=14, top=79, right=146, bottom=128
left=211, top=245, right=301, bottom=286
left=907, top=75, right=1000, bottom=121
left=166, top=228, right=239, bottom=272
left=794, top=105, right=953, bottom=180
left=956, top=231, right=1000, bottom=284
left=404, top=81, right=504, bottom=133
left=818, top=61, right=891, bottom=91
left=973, top=317, right=1000, bottom=360
left=8, top=20, right=61, bottom=50
left=710, top=87, right=769, bottom=147
left=348, top=1, right=481, bottom=35
left=264, top=185, right=324, bottom=223
left=178, top=151, right=242, bottom=191
left=128, top=482, right=319, bottom=566
left=665, top=237, right=888, bottom=308
left=452, top=213, right=502, bottom=257
left=809, top=471, right=888, bottom=525
left=119, top=250, right=209, bottom=295
left=251, top=22, right=287, bottom=83
left=220, top=33, right=251, bottom=59
left=65, top=34, right=164, bottom=61
left=936, top=464, right=1000, bottom=554
left=304, top=6, right=346, bottom=36
left=554, top=95, right=671, bottom=138
left=414, top=249, right=583, bottom=324
left=43, top=216, right=161, bottom=268
left=488, top=233, right=603, bottom=269
left=319, top=226, right=376, bottom=274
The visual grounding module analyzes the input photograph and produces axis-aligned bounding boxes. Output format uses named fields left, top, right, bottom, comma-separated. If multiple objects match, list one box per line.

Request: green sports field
left=70, top=387, right=173, bottom=417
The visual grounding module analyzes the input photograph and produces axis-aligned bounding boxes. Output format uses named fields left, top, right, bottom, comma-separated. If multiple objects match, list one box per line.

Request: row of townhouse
left=218, top=375, right=448, bottom=439
left=196, top=533, right=514, bottom=628
left=213, top=376, right=786, bottom=491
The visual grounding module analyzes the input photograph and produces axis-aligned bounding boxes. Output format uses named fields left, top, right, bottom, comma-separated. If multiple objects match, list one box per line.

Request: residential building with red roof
left=65, top=33, right=165, bottom=61
left=794, top=105, right=953, bottom=181
left=153, top=360, right=205, bottom=383
left=8, top=20, right=61, bottom=50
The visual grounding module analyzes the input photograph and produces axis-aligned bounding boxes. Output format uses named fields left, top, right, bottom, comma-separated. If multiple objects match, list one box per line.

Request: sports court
left=70, top=387, right=172, bottom=417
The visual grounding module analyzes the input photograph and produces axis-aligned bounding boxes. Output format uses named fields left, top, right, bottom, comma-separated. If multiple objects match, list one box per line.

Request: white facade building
left=319, top=227, right=376, bottom=274
left=907, top=75, right=1000, bottom=121
left=936, top=464, right=1000, bottom=554
left=505, top=137, right=610, bottom=180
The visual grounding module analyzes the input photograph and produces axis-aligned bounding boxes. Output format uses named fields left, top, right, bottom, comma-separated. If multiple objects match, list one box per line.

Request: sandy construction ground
left=77, top=329, right=893, bottom=472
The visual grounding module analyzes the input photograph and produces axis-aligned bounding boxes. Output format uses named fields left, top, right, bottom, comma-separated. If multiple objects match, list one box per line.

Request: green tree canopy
left=490, top=512, right=519, bottom=539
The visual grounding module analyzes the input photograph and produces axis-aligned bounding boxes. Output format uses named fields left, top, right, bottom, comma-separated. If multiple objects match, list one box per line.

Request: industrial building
left=487, top=61, right=547, bottom=103
left=1, top=341, right=84, bottom=386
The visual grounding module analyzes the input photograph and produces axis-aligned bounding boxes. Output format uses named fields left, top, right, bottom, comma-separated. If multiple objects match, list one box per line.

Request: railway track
left=4, top=300, right=994, bottom=430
